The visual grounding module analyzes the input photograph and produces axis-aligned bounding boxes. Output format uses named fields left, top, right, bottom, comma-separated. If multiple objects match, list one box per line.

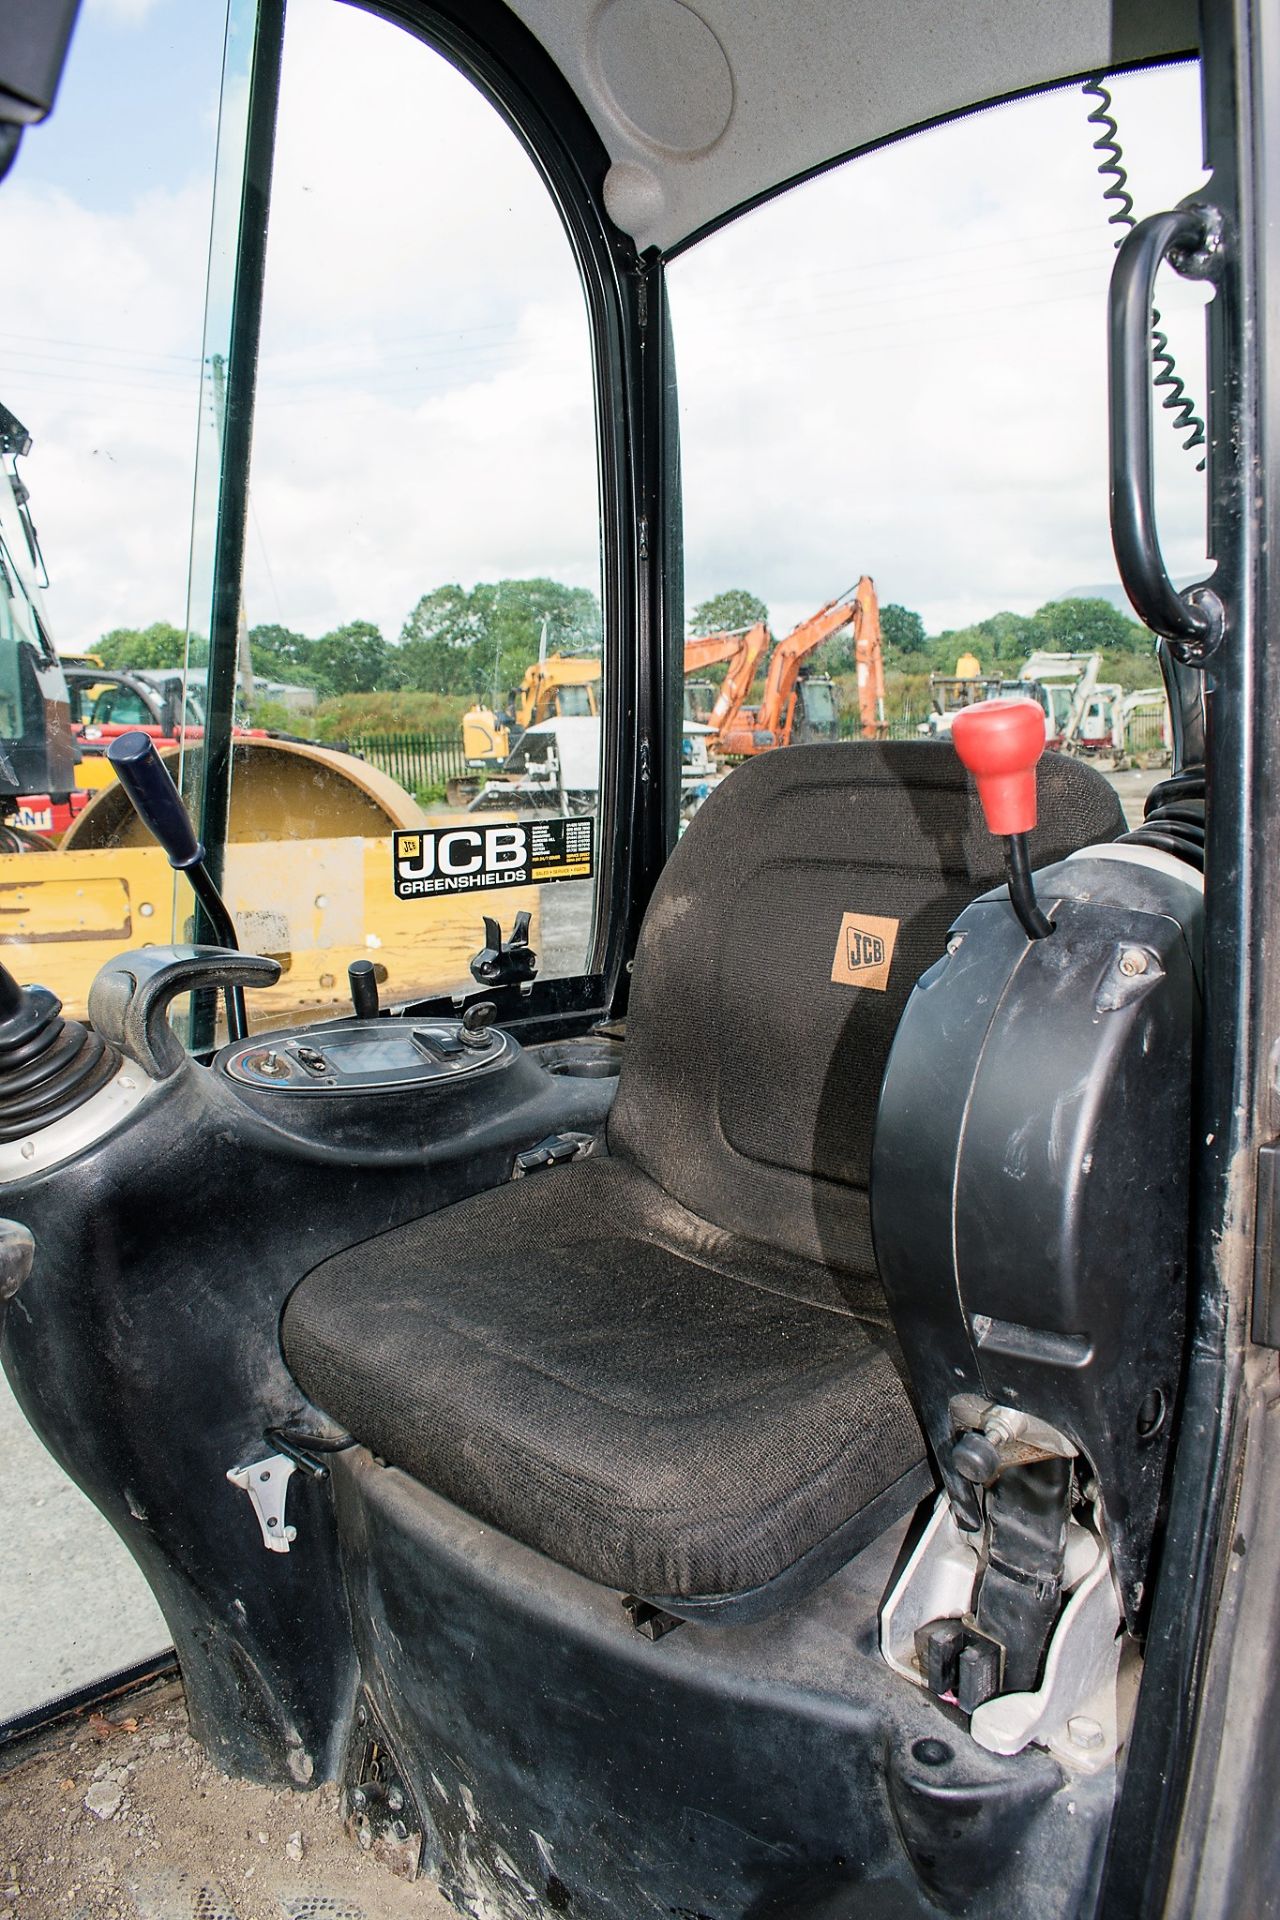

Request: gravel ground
left=0, top=1377, right=167, bottom=1724
left=0, top=1685, right=451, bottom=1920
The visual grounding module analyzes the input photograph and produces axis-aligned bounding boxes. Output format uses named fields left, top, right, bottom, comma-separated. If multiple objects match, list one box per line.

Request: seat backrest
left=608, top=740, right=1124, bottom=1290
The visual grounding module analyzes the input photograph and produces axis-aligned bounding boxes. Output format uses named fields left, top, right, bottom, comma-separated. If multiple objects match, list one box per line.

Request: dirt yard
left=0, top=1681, right=452, bottom=1920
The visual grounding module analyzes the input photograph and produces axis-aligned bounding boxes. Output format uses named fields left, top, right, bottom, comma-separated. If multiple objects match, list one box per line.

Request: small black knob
left=348, top=959, right=379, bottom=1020
left=459, top=1002, right=498, bottom=1050
left=952, top=1429, right=1003, bottom=1487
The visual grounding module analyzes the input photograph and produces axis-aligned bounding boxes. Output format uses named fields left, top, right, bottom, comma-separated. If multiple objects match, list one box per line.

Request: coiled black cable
left=1083, top=77, right=1207, bottom=473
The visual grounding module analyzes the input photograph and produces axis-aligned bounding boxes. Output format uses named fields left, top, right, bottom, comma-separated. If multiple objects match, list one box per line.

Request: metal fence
left=838, top=715, right=920, bottom=740
left=348, top=732, right=467, bottom=792
left=840, top=709, right=1171, bottom=754
left=352, top=710, right=1170, bottom=796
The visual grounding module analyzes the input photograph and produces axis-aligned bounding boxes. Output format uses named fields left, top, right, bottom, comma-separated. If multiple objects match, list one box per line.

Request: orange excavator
left=718, top=575, right=886, bottom=756
left=682, top=621, right=771, bottom=733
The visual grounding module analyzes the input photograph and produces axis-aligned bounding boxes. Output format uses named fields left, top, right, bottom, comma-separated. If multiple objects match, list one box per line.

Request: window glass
left=211, top=0, right=604, bottom=1033
left=668, top=63, right=1207, bottom=801
left=0, top=0, right=248, bottom=1721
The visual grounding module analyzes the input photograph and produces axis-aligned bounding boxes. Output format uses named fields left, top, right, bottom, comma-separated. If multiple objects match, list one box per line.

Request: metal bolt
left=351, top=1786, right=368, bottom=1808
left=391, top=1819, right=409, bottom=1842
left=1067, top=1715, right=1105, bottom=1751
left=387, top=1785, right=404, bottom=1813
left=946, top=935, right=964, bottom=956
left=356, top=1705, right=368, bottom=1727
left=1119, top=948, right=1148, bottom=977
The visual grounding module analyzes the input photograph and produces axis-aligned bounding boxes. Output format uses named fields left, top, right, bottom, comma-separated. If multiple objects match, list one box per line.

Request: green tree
left=309, top=619, right=393, bottom=696
left=688, top=588, right=768, bottom=636
left=880, top=603, right=926, bottom=659
left=96, top=620, right=190, bottom=671
left=397, top=585, right=484, bottom=696
left=469, top=578, right=601, bottom=696
left=248, top=623, right=318, bottom=683
left=1029, top=597, right=1149, bottom=655
left=396, top=578, right=602, bottom=700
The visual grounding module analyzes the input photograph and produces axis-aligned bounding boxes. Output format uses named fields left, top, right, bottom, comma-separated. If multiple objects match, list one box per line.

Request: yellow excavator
left=461, top=650, right=602, bottom=766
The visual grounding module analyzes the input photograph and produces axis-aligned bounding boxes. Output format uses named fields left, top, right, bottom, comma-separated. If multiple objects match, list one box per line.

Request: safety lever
left=470, top=910, right=538, bottom=989
left=107, top=730, right=249, bottom=1037
left=951, top=699, right=1054, bottom=941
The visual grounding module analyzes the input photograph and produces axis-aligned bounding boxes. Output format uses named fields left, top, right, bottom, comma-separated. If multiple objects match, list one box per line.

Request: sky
left=0, top=0, right=1212, bottom=655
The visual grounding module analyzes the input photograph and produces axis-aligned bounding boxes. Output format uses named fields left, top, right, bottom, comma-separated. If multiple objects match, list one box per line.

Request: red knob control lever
left=950, top=697, right=1045, bottom=835
left=950, top=698, right=1053, bottom=940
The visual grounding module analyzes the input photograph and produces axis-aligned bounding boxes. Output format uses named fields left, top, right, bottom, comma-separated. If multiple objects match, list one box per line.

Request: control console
left=222, top=1009, right=509, bottom=1094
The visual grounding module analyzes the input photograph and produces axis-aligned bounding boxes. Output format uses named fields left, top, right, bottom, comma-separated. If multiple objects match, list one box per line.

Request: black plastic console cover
left=872, top=853, right=1201, bottom=1623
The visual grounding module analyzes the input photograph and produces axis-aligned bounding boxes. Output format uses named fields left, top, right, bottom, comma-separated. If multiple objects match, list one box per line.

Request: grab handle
left=1108, top=206, right=1223, bottom=660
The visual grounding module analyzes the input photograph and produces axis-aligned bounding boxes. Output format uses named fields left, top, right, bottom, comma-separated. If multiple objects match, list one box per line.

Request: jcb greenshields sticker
left=393, top=818, right=593, bottom=899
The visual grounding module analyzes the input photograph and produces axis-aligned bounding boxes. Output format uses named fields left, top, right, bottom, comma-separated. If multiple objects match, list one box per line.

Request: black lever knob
left=107, top=731, right=203, bottom=869
left=348, top=959, right=379, bottom=1020
left=459, top=1001, right=498, bottom=1050
left=952, top=1429, right=1004, bottom=1488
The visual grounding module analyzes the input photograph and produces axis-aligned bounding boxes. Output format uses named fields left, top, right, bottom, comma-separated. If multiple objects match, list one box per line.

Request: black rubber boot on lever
left=0, top=960, right=119, bottom=1140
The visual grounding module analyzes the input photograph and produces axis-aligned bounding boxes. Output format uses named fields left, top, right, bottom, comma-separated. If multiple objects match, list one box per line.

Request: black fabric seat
left=283, top=742, right=1124, bottom=1612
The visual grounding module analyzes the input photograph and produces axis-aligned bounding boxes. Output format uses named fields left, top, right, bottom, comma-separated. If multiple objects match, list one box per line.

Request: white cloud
left=84, top=0, right=166, bottom=26
left=0, top=5, right=1210, bottom=665
left=669, top=62, right=1211, bottom=642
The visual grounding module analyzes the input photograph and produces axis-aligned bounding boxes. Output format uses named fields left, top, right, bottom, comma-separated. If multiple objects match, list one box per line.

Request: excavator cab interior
left=3, top=2, right=1280, bottom=1916
left=789, top=673, right=840, bottom=744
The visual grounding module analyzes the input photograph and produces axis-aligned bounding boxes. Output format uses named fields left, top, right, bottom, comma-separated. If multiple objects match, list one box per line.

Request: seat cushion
left=282, top=1156, right=926, bottom=1602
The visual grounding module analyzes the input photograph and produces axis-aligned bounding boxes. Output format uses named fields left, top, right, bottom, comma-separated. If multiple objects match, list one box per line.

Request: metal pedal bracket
left=226, top=1454, right=298, bottom=1553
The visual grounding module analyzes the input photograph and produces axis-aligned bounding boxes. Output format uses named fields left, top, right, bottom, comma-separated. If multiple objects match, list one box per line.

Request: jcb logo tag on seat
left=831, top=911, right=899, bottom=991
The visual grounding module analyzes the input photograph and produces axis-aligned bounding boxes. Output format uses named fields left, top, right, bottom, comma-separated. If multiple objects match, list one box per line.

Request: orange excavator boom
left=852, top=575, right=886, bottom=737
left=683, top=625, right=757, bottom=673
left=683, top=620, right=772, bottom=742
left=718, top=576, right=885, bottom=754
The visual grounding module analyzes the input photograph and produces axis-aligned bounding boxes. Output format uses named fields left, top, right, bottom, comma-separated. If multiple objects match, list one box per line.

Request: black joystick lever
left=951, top=700, right=1054, bottom=942
left=348, top=959, right=380, bottom=1020
left=107, top=731, right=248, bottom=1039
left=471, top=911, right=538, bottom=990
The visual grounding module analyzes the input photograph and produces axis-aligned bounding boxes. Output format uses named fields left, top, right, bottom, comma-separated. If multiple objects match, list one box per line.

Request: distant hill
left=1060, top=578, right=1204, bottom=619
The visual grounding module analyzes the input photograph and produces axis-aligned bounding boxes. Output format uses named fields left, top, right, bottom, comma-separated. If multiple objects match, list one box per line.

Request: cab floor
left=0, top=1684, right=451, bottom=1920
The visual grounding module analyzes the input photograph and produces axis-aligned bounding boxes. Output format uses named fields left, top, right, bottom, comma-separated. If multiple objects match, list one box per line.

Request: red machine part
left=951, top=697, right=1046, bottom=837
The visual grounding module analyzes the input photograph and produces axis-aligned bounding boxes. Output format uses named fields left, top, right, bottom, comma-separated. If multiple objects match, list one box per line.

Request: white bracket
left=880, top=1493, right=1126, bottom=1772
left=227, top=1454, right=297, bottom=1553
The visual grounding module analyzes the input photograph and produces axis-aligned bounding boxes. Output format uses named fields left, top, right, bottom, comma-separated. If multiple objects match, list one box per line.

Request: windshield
left=800, top=680, right=837, bottom=727
left=668, top=62, right=1205, bottom=759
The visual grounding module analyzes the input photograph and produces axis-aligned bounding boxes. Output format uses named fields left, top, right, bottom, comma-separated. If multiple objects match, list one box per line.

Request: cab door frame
left=197, top=0, right=675, bottom=1046
left=1100, top=1, right=1280, bottom=1910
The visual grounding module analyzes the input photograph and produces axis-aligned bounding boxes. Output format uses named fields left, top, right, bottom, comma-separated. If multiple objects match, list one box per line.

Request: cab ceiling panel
left=507, top=0, right=1199, bottom=252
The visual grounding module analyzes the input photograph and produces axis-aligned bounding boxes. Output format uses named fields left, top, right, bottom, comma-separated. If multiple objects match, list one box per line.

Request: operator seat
left=283, top=743, right=1123, bottom=1618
